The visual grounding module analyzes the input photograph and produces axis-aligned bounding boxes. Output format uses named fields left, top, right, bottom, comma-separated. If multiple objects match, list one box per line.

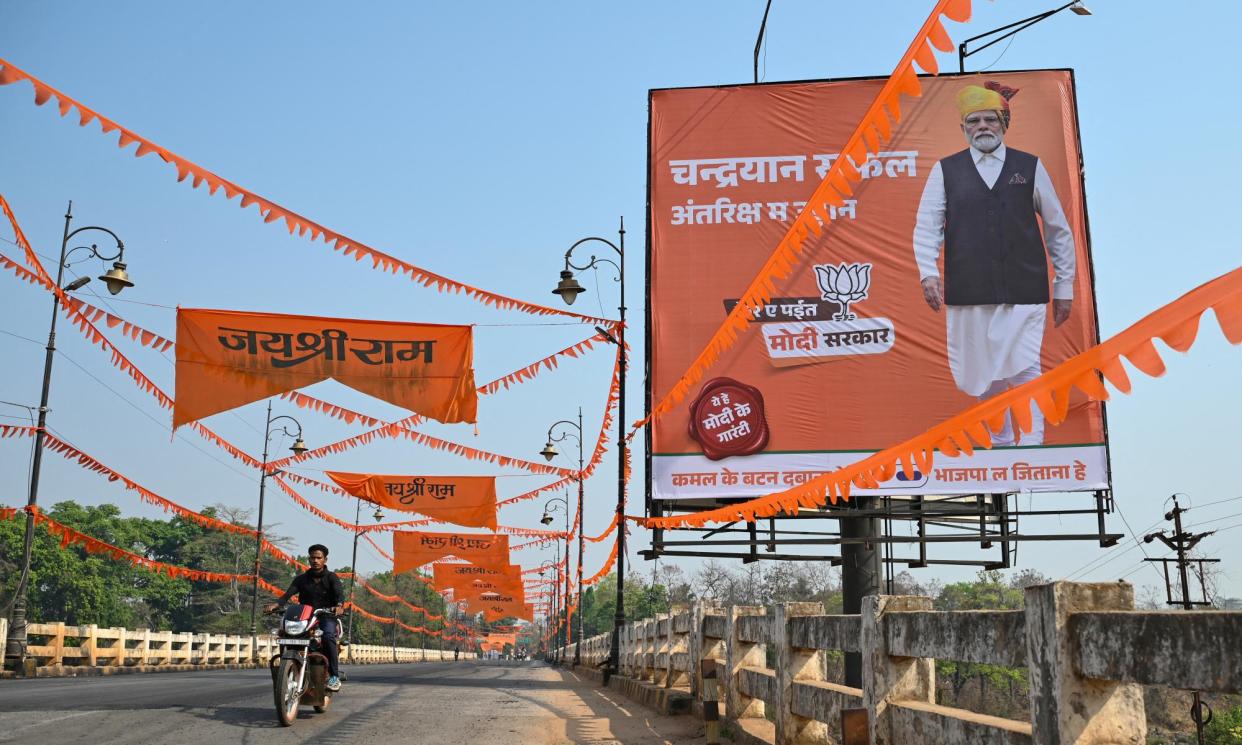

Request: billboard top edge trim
left=647, top=66, right=1074, bottom=95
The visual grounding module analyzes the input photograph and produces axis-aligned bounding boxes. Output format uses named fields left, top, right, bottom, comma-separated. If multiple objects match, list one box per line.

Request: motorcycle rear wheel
left=275, top=658, right=301, bottom=726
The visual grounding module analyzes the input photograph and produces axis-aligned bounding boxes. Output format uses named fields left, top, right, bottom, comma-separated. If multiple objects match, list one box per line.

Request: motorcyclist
left=265, top=544, right=345, bottom=692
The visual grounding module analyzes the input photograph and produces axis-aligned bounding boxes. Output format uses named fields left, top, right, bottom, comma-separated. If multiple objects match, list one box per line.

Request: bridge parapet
left=555, top=581, right=1242, bottom=745
left=11, top=620, right=473, bottom=675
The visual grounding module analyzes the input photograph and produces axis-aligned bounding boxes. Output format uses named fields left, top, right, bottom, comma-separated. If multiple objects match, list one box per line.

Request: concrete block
left=1025, top=582, right=1145, bottom=745
left=726, top=606, right=767, bottom=721
left=861, top=595, right=935, bottom=745
left=774, top=602, right=827, bottom=745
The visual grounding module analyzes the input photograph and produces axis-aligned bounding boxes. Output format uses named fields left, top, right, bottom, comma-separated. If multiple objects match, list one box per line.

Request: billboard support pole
left=841, top=496, right=881, bottom=687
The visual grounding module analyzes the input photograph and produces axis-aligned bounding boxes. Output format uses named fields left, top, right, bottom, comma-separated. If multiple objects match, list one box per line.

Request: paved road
left=0, top=660, right=705, bottom=744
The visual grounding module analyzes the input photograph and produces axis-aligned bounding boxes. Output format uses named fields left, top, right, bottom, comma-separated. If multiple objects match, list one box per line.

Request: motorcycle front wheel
left=274, top=658, right=302, bottom=726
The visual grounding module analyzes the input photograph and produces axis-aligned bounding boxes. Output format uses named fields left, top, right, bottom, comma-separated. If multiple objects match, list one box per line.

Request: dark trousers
left=320, top=617, right=340, bottom=677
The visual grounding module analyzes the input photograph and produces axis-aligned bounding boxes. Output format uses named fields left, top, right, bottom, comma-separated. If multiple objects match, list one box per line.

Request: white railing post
left=861, top=595, right=934, bottom=745
left=774, top=602, right=826, bottom=745
left=139, top=628, right=152, bottom=665
left=83, top=624, right=98, bottom=667
left=1025, top=582, right=1146, bottom=744
left=697, top=603, right=726, bottom=704
left=725, top=605, right=766, bottom=721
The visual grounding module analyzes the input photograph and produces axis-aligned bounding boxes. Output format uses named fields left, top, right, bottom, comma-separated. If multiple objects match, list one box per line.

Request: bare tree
left=1136, top=584, right=1164, bottom=610
left=695, top=561, right=737, bottom=603
left=658, top=564, right=695, bottom=604
left=1008, top=568, right=1050, bottom=590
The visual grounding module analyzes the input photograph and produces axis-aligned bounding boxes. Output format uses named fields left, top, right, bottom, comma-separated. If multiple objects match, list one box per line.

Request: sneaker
left=325, top=675, right=341, bottom=692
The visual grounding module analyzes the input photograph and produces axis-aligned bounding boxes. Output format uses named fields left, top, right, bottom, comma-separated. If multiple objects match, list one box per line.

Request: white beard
left=972, top=132, right=1001, bottom=153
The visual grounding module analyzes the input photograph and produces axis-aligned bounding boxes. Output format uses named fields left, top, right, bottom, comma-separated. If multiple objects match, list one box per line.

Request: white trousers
left=979, top=362, right=1044, bottom=446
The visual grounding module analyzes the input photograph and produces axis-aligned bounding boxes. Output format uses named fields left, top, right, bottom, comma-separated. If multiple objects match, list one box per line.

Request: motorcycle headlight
left=283, top=619, right=310, bottom=635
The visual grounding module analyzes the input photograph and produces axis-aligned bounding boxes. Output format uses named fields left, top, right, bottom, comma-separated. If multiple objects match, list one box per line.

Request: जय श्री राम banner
left=174, top=308, right=477, bottom=428
left=326, top=471, right=497, bottom=529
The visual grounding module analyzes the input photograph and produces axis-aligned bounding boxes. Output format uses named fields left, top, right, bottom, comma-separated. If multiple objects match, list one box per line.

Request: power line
left=1062, top=510, right=1166, bottom=582
left=53, top=348, right=255, bottom=484
left=1111, top=501, right=1166, bottom=584
left=0, top=327, right=44, bottom=345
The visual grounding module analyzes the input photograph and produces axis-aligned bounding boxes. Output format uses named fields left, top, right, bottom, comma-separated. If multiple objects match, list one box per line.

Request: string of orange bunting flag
left=2, top=0, right=1240, bottom=645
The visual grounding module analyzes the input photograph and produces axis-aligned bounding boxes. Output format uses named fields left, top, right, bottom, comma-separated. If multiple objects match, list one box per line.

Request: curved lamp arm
left=542, top=495, right=569, bottom=514
left=63, top=225, right=126, bottom=264
left=546, top=419, right=582, bottom=445
left=564, top=237, right=621, bottom=283
left=267, top=414, right=304, bottom=441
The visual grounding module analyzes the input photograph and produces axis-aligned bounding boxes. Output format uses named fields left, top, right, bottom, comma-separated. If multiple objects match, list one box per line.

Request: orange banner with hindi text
left=433, top=563, right=524, bottom=596
left=463, top=594, right=534, bottom=621
left=174, top=308, right=477, bottom=428
left=393, top=531, right=510, bottom=575
left=326, top=471, right=497, bottom=529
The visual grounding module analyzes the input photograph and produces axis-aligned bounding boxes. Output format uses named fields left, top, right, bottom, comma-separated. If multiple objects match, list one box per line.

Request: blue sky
left=1, top=1, right=1239, bottom=603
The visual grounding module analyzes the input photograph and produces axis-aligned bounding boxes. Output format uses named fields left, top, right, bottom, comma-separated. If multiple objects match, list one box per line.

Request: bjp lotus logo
left=814, top=262, right=872, bottom=321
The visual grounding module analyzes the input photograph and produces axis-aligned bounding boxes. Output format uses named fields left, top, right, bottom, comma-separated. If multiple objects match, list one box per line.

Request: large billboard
left=648, top=70, right=1108, bottom=500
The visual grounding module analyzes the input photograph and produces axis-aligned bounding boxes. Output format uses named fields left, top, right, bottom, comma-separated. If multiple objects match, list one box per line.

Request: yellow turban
left=956, top=81, right=1019, bottom=127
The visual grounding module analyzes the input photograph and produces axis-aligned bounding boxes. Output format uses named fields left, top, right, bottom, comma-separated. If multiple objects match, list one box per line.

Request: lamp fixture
left=552, top=270, right=584, bottom=305
left=64, top=276, right=91, bottom=292
left=98, top=261, right=134, bottom=295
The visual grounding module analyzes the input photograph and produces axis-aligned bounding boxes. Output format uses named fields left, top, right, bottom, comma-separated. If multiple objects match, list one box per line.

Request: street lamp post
left=249, top=402, right=308, bottom=658
left=958, top=0, right=1091, bottom=73
left=540, top=493, right=572, bottom=665
left=5, top=201, right=135, bottom=674
left=537, top=558, right=557, bottom=661
left=344, top=498, right=386, bottom=661
left=539, top=408, right=585, bottom=666
left=550, top=218, right=625, bottom=682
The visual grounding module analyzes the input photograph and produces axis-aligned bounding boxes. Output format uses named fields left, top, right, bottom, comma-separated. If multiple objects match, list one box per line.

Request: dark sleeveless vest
left=940, top=147, right=1049, bottom=306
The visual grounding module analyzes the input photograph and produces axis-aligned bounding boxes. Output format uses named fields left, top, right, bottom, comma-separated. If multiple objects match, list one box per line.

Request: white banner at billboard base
left=652, top=444, right=1109, bottom=500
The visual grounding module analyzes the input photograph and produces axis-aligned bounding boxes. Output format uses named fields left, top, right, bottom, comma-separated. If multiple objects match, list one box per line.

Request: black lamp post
left=539, top=408, right=585, bottom=666
left=536, top=558, right=558, bottom=661
left=5, top=201, right=135, bottom=675
left=540, top=493, right=572, bottom=665
left=551, top=218, right=625, bottom=683
left=344, top=498, right=386, bottom=658
left=249, top=403, right=308, bottom=657
left=958, top=0, right=1091, bottom=73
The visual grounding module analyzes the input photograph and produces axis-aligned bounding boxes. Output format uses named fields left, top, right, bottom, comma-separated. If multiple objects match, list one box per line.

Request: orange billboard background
left=649, top=70, right=1107, bottom=498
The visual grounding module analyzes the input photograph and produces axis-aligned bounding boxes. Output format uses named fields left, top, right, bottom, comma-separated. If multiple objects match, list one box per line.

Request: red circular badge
left=687, top=377, right=770, bottom=461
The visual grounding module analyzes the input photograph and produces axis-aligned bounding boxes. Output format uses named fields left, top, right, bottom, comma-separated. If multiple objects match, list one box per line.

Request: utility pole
left=1144, top=495, right=1219, bottom=745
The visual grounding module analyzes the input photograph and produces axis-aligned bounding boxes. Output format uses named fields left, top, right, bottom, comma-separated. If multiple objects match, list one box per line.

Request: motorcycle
left=265, top=605, right=343, bottom=726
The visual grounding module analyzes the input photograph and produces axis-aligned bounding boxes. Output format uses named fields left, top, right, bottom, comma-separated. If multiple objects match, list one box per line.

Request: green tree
left=0, top=500, right=296, bottom=633
left=1205, top=704, right=1242, bottom=744
left=577, top=573, right=670, bottom=639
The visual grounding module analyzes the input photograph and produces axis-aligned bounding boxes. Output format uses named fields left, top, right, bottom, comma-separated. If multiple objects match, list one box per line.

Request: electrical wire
left=1062, top=512, right=1165, bottom=582
left=0, top=327, right=44, bottom=345
left=1109, top=502, right=1166, bottom=584
left=975, top=34, right=1018, bottom=73
left=51, top=349, right=255, bottom=484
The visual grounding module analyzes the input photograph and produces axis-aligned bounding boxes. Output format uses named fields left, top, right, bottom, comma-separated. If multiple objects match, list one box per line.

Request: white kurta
left=912, top=143, right=1077, bottom=397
